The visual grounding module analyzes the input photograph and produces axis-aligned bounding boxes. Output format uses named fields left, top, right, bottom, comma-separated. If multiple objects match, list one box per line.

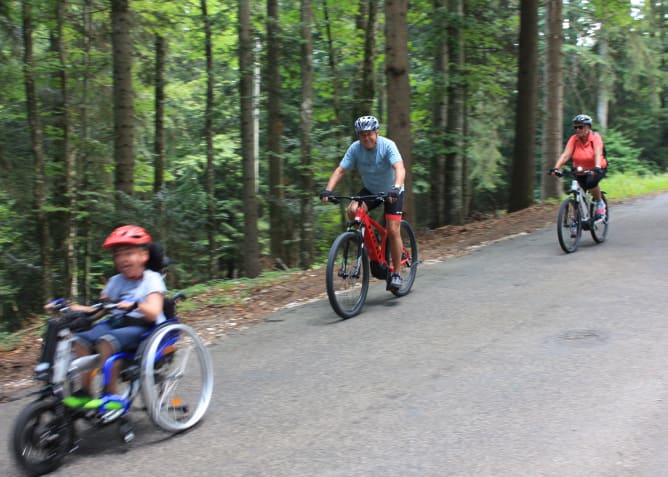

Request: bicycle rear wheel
left=557, top=198, right=581, bottom=253
left=590, top=194, right=609, bottom=243
left=326, top=231, right=369, bottom=319
left=387, top=220, right=418, bottom=297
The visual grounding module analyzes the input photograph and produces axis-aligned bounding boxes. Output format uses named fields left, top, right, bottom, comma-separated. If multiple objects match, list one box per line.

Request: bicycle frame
left=352, top=202, right=389, bottom=266
left=568, top=175, right=592, bottom=223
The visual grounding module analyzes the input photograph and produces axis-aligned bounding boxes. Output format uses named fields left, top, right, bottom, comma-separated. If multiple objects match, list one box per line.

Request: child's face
left=112, top=245, right=149, bottom=280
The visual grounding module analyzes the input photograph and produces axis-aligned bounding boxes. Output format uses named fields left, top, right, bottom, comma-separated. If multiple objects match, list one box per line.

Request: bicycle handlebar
left=548, top=167, right=599, bottom=178
left=322, top=193, right=389, bottom=205
left=45, top=299, right=122, bottom=315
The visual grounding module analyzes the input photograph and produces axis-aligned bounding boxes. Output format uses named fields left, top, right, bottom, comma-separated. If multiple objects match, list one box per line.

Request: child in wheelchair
left=58, top=225, right=167, bottom=408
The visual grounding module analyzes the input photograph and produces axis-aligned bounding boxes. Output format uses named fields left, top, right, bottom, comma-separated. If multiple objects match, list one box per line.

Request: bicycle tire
left=386, top=220, right=418, bottom=297
left=557, top=198, right=581, bottom=253
left=590, top=194, right=609, bottom=244
left=140, top=323, right=214, bottom=433
left=326, top=231, right=369, bottom=318
left=11, top=398, right=73, bottom=476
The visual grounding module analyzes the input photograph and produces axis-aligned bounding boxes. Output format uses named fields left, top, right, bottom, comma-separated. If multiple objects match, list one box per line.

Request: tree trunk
left=22, top=0, right=52, bottom=302
left=353, top=0, right=378, bottom=120
left=445, top=0, right=465, bottom=225
left=429, top=0, right=448, bottom=228
left=239, top=0, right=260, bottom=278
left=596, top=31, right=609, bottom=130
left=541, top=0, right=563, bottom=201
left=266, top=0, right=286, bottom=265
left=56, top=0, right=78, bottom=298
left=508, top=0, right=538, bottom=213
left=80, top=0, right=93, bottom=302
left=299, top=0, right=314, bottom=269
left=385, top=0, right=414, bottom=221
left=153, top=34, right=167, bottom=228
left=111, top=0, right=134, bottom=198
left=323, top=0, right=349, bottom=227
left=201, top=0, right=218, bottom=278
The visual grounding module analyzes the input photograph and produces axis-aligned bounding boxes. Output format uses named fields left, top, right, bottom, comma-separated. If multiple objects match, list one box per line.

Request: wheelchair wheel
left=140, top=323, right=214, bottom=432
left=11, top=399, right=73, bottom=476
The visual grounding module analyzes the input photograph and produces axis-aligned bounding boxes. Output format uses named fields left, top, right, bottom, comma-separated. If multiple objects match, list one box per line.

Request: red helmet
left=103, top=225, right=152, bottom=248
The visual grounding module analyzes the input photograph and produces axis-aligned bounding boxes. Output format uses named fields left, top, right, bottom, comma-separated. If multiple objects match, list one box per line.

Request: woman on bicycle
left=551, top=114, right=608, bottom=216
left=320, top=115, right=406, bottom=291
left=63, top=225, right=166, bottom=407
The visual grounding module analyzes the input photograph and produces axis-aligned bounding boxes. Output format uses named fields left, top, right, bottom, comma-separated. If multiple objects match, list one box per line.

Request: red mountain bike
left=324, top=193, right=418, bottom=318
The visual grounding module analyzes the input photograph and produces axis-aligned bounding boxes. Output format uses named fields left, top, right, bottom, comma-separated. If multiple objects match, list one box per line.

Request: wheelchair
left=10, top=245, right=214, bottom=476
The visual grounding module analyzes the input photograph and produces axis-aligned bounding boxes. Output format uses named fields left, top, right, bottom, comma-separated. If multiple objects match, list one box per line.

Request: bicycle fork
left=338, top=236, right=364, bottom=280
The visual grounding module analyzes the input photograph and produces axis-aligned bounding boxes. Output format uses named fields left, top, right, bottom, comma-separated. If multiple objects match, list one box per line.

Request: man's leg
left=387, top=214, right=402, bottom=279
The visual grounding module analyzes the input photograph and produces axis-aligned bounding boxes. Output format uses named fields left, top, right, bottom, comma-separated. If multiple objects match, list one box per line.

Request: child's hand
left=117, top=301, right=138, bottom=311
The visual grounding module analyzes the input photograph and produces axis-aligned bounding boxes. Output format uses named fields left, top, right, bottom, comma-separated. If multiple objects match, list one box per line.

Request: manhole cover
left=558, top=329, right=608, bottom=344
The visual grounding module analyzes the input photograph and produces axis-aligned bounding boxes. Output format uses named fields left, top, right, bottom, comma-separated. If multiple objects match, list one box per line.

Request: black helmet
left=572, top=114, right=592, bottom=125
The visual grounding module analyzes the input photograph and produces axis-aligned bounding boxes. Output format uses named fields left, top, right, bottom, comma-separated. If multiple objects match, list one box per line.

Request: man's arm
left=321, top=166, right=347, bottom=202
left=392, top=161, right=405, bottom=189
left=326, top=166, right=347, bottom=191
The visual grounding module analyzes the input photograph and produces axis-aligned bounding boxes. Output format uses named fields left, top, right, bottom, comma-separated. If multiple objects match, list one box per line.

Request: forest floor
left=0, top=202, right=562, bottom=402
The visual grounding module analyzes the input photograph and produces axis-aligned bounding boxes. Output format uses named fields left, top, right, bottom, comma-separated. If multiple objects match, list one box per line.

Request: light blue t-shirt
left=103, top=269, right=167, bottom=325
left=339, top=135, right=403, bottom=193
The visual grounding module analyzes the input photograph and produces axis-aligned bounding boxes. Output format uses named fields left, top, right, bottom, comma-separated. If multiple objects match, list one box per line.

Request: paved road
left=2, top=194, right=668, bottom=477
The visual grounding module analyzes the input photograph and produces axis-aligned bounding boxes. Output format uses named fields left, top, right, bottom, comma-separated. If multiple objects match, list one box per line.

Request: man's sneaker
left=390, top=273, right=403, bottom=290
left=596, top=201, right=606, bottom=217
left=63, top=390, right=93, bottom=408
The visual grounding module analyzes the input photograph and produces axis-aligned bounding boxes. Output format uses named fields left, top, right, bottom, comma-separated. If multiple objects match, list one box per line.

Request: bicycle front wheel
left=591, top=195, right=609, bottom=244
left=388, top=220, right=418, bottom=297
left=326, top=231, right=369, bottom=319
left=557, top=198, right=581, bottom=253
left=12, top=399, right=73, bottom=476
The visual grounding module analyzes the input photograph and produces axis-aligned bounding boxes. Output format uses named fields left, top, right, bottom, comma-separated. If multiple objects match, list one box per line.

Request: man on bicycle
left=550, top=114, right=608, bottom=216
left=320, top=115, right=406, bottom=290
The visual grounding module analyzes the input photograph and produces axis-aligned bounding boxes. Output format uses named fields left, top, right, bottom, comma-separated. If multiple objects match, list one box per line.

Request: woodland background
left=0, top=0, right=666, bottom=329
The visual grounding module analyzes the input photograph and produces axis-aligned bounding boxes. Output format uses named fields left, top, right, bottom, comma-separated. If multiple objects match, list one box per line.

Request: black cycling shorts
left=576, top=168, right=607, bottom=191
left=358, top=187, right=404, bottom=217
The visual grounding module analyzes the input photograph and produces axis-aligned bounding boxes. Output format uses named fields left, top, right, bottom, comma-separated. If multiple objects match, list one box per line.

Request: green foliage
left=599, top=128, right=654, bottom=175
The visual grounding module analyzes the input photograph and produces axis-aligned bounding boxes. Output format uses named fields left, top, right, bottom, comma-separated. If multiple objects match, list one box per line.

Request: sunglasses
left=573, top=125, right=585, bottom=130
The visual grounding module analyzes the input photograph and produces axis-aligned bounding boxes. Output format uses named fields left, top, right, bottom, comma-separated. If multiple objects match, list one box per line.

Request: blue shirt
left=339, top=136, right=403, bottom=193
left=103, top=269, right=167, bottom=325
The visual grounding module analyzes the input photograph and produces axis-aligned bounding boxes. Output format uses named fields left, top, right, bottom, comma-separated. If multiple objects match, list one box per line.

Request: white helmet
left=354, top=115, right=379, bottom=132
left=572, top=114, right=592, bottom=125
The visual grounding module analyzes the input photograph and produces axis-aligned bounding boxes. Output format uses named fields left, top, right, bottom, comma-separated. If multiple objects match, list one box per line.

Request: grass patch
left=604, top=173, right=668, bottom=199
left=0, top=331, right=21, bottom=352
left=176, top=269, right=302, bottom=313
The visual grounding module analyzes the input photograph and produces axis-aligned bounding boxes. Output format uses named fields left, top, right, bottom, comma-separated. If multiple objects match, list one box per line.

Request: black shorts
left=576, top=168, right=607, bottom=191
left=358, top=187, right=404, bottom=217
